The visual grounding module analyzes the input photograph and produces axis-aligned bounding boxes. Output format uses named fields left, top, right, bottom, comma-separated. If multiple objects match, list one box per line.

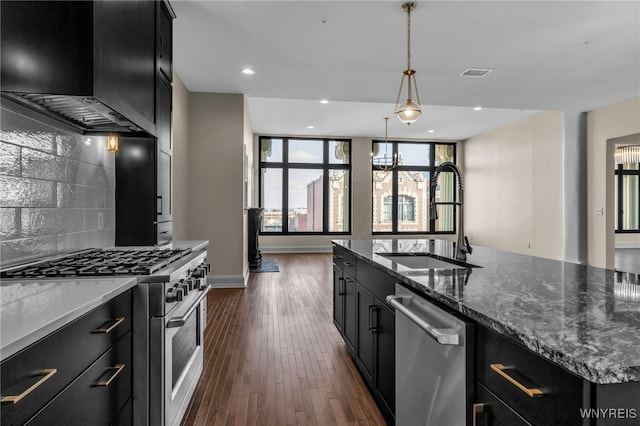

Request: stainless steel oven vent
left=2, top=92, right=144, bottom=133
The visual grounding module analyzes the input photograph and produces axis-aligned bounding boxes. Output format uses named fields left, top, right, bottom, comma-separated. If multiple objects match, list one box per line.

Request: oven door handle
left=166, top=286, right=210, bottom=328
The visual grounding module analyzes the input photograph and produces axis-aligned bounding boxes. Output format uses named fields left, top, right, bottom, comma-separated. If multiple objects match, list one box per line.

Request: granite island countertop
left=333, top=239, right=640, bottom=385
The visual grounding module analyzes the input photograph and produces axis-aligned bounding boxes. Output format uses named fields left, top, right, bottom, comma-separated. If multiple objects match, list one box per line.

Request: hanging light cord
left=406, top=2, right=412, bottom=72
left=406, top=3, right=413, bottom=101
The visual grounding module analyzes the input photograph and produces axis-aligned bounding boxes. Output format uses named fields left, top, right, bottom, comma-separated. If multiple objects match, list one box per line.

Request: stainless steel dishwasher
left=387, top=284, right=474, bottom=426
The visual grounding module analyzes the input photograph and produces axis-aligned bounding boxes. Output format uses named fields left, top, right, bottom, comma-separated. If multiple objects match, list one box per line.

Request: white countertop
left=0, top=277, right=137, bottom=361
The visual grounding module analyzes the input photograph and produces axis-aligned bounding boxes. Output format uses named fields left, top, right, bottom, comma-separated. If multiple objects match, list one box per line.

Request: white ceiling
left=172, top=0, right=640, bottom=141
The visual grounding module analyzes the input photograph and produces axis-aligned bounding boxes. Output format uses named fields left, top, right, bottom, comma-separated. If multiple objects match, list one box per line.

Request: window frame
left=372, top=140, right=457, bottom=235
left=615, top=163, right=640, bottom=233
left=258, top=136, right=352, bottom=235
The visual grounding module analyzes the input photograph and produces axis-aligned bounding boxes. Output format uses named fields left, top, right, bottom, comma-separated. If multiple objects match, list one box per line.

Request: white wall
left=463, top=111, right=564, bottom=260
left=242, top=96, right=254, bottom=277
left=587, top=96, right=640, bottom=268
left=187, top=92, right=247, bottom=286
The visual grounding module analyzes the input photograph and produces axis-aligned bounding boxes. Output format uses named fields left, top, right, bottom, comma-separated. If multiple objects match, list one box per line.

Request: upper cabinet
left=157, top=1, right=175, bottom=83
left=0, top=1, right=157, bottom=136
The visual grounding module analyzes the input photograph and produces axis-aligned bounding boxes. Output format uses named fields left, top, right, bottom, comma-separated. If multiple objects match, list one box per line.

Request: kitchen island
left=333, top=239, right=640, bottom=425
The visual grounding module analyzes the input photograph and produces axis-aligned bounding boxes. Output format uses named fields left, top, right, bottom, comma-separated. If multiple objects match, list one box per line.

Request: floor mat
left=250, top=258, right=279, bottom=273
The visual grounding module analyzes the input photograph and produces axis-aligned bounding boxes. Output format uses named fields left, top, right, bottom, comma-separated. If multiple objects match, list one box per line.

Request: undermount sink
left=377, top=252, right=479, bottom=270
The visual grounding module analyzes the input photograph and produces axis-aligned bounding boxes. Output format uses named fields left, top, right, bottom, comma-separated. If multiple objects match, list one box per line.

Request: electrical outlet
left=98, top=212, right=104, bottom=230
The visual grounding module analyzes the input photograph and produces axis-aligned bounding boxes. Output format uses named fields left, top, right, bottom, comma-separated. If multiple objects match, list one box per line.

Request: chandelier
left=615, top=145, right=640, bottom=165
left=394, top=2, right=421, bottom=125
left=372, top=117, right=399, bottom=170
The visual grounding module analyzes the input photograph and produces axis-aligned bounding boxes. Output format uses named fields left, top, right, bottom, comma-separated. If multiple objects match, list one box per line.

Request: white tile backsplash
left=0, top=103, right=116, bottom=266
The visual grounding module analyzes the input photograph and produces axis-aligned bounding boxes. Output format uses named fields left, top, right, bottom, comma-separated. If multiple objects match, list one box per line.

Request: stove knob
left=185, top=278, right=194, bottom=290
left=193, top=267, right=205, bottom=278
left=193, top=277, right=202, bottom=290
left=167, top=287, right=183, bottom=303
left=175, top=287, right=184, bottom=301
left=180, top=282, right=190, bottom=296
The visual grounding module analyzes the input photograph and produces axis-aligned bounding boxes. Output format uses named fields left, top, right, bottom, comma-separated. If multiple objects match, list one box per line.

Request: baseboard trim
left=616, top=242, right=640, bottom=249
left=208, top=275, right=246, bottom=289
left=261, top=246, right=332, bottom=253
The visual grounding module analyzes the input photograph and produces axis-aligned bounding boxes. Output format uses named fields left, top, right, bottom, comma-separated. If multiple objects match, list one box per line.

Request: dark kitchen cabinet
left=356, top=284, right=376, bottom=384
left=343, top=274, right=357, bottom=354
left=474, top=383, right=531, bottom=426
left=156, top=73, right=172, bottom=225
left=476, top=325, right=583, bottom=426
left=157, top=73, right=173, bottom=154
left=333, top=249, right=356, bottom=355
left=0, top=290, right=132, bottom=426
left=116, top=137, right=157, bottom=246
left=332, top=263, right=345, bottom=335
left=332, top=245, right=395, bottom=424
left=116, top=0, right=173, bottom=245
left=157, top=149, right=172, bottom=223
left=355, top=282, right=395, bottom=422
left=157, top=1, right=175, bottom=82
left=1, top=1, right=156, bottom=135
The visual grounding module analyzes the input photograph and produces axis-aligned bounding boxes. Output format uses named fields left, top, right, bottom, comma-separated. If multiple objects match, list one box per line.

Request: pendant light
left=372, top=117, right=399, bottom=170
left=615, top=145, right=640, bottom=165
left=394, top=2, right=421, bottom=125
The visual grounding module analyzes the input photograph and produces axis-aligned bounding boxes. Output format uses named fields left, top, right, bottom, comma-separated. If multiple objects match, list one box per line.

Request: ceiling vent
left=459, top=68, right=493, bottom=78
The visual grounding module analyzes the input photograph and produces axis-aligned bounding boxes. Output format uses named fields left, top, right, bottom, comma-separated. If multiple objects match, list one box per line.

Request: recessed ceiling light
left=307, top=125, right=315, bottom=129
left=320, top=99, right=329, bottom=104
left=241, top=68, right=256, bottom=75
left=473, top=106, right=483, bottom=111
left=427, top=129, right=435, bottom=133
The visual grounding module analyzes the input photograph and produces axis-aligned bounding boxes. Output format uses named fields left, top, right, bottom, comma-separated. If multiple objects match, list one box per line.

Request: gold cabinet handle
left=490, top=363, right=543, bottom=397
left=96, top=364, right=125, bottom=386
left=368, top=305, right=380, bottom=333
left=1, top=369, right=57, bottom=404
left=92, top=317, right=125, bottom=334
left=472, top=403, right=484, bottom=426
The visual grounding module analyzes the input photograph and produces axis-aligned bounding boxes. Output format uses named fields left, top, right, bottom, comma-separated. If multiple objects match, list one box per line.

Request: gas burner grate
left=0, top=247, right=193, bottom=279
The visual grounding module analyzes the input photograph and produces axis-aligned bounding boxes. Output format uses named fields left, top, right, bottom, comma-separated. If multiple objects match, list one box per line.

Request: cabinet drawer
left=1, top=290, right=132, bottom=426
left=332, top=247, right=346, bottom=270
left=26, top=332, right=132, bottom=426
left=342, top=252, right=357, bottom=279
left=356, top=260, right=396, bottom=304
left=477, top=326, right=582, bottom=425
left=475, top=382, right=531, bottom=425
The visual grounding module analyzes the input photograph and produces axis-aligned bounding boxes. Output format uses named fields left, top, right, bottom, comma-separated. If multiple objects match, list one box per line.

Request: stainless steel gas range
left=0, top=243, right=210, bottom=426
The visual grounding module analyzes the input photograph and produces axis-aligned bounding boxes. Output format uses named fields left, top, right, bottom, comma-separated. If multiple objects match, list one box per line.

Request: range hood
left=2, top=93, right=146, bottom=134
left=1, top=1, right=156, bottom=136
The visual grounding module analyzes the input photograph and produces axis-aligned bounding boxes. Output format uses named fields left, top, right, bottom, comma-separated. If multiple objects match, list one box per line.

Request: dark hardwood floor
left=181, top=253, right=386, bottom=426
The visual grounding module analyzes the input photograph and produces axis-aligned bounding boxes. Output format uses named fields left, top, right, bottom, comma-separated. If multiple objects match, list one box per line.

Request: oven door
left=151, top=287, right=209, bottom=426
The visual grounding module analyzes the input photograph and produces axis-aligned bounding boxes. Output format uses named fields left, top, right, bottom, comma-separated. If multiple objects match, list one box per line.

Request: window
left=259, top=137, right=351, bottom=234
left=372, top=141, right=457, bottom=234
left=615, top=163, right=640, bottom=233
